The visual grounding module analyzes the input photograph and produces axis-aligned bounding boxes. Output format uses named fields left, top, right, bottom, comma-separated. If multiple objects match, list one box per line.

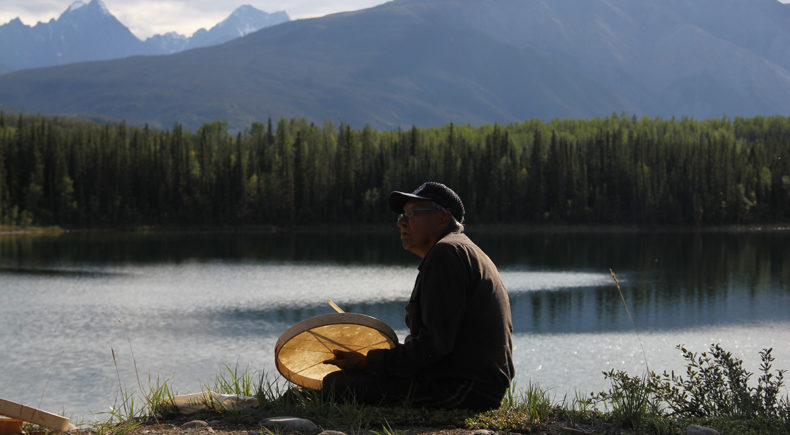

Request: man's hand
left=323, top=349, right=368, bottom=372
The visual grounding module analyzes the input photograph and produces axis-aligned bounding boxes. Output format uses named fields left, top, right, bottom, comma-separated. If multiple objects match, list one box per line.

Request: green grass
left=75, top=342, right=789, bottom=435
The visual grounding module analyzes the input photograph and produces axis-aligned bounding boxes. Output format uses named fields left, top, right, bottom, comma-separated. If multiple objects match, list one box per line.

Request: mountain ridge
left=0, top=0, right=788, bottom=129
left=0, top=0, right=289, bottom=71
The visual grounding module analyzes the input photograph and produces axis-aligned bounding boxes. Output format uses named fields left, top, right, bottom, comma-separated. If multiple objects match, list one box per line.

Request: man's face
left=396, top=199, right=448, bottom=258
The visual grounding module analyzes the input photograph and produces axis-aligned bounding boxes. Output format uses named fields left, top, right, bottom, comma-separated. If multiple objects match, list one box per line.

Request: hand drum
left=274, top=313, right=398, bottom=390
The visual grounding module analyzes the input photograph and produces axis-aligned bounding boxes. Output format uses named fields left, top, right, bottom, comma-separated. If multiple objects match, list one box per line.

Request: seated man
left=323, top=182, right=514, bottom=411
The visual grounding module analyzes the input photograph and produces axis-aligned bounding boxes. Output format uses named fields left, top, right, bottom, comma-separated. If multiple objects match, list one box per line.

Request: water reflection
left=508, top=282, right=790, bottom=334
left=181, top=301, right=409, bottom=339
left=102, top=278, right=788, bottom=340
left=3, top=229, right=787, bottom=278
left=0, top=266, right=126, bottom=278
left=0, top=229, right=412, bottom=266
left=1, top=229, right=788, bottom=337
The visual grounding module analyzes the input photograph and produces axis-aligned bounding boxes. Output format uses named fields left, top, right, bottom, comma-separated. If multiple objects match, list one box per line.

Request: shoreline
left=0, top=226, right=64, bottom=236
left=2, top=222, right=789, bottom=236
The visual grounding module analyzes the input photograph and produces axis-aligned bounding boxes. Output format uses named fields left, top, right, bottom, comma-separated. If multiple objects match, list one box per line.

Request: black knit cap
left=389, top=182, right=465, bottom=223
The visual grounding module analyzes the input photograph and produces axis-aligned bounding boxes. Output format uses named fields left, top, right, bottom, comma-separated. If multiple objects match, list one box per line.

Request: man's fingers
left=323, top=350, right=347, bottom=365
left=323, top=350, right=364, bottom=369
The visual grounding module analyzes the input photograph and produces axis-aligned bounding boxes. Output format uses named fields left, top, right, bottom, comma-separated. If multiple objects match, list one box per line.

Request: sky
left=0, top=0, right=390, bottom=39
left=4, top=0, right=790, bottom=39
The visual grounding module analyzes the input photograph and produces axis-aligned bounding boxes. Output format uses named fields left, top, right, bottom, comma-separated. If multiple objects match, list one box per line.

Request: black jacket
left=367, top=230, right=515, bottom=402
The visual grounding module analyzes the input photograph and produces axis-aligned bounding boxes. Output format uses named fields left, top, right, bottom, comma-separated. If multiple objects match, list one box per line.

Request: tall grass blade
left=610, top=268, right=650, bottom=374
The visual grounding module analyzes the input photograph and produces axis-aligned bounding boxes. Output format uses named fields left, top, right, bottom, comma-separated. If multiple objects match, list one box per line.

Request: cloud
left=109, top=0, right=227, bottom=38
left=1, top=0, right=388, bottom=39
left=0, top=0, right=66, bottom=26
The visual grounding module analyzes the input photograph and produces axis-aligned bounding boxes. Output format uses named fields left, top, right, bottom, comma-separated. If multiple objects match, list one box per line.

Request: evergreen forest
left=1, top=112, right=788, bottom=228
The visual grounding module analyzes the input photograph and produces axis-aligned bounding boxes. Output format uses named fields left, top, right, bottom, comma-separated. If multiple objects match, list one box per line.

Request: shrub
left=650, top=344, right=788, bottom=419
left=593, top=344, right=790, bottom=433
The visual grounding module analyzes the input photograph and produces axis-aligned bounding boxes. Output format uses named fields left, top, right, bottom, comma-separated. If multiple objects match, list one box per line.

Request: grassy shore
left=0, top=224, right=64, bottom=235
left=46, top=344, right=786, bottom=435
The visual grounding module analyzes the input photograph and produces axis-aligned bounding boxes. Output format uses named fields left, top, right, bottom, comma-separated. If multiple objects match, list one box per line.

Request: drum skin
left=275, top=313, right=398, bottom=390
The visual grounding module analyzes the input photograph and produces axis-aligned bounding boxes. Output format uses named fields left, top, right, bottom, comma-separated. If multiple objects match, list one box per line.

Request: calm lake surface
left=1, top=228, right=788, bottom=422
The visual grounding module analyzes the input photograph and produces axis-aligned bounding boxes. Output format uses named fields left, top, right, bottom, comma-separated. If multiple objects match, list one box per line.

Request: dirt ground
left=116, top=423, right=593, bottom=435
left=100, top=415, right=599, bottom=435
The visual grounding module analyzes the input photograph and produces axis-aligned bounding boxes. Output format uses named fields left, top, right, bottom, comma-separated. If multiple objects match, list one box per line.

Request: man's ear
left=438, top=210, right=452, bottom=228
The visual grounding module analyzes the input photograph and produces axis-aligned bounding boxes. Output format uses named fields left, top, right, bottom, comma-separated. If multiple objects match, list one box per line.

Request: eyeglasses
left=397, top=207, right=444, bottom=222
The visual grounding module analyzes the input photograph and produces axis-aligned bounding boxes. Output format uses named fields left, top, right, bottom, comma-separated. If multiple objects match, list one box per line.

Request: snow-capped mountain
left=0, top=0, right=289, bottom=72
left=185, top=5, right=289, bottom=51
left=143, top=5, right=289, bottom=54
left=0, top=0, right=141, bottom=71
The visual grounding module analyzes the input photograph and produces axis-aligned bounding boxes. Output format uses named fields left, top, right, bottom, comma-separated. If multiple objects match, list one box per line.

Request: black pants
left=321, top=371, right=502, bottom=411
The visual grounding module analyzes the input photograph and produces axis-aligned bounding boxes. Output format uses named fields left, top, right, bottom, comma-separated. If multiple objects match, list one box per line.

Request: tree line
left=0, top=111, right=788, bottom=227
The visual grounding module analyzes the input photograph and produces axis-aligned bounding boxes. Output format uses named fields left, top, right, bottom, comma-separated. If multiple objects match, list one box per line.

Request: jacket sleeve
left=367, top=242, right=470, bottom=377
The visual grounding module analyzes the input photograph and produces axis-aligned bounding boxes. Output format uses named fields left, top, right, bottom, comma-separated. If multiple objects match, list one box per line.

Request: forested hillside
left=0, top=112, right=788, bottom=227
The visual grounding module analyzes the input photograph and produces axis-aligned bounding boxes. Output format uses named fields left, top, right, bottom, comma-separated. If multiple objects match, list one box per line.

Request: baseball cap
left=389, top=182, right=465, bottom=223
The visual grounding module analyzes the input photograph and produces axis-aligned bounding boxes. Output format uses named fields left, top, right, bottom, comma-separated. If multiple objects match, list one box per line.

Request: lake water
left=1, top=228, right=788, bottom=422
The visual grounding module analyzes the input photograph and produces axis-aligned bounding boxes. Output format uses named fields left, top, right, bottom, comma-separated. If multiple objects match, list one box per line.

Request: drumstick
left=327, top=300, right=344, bottom=313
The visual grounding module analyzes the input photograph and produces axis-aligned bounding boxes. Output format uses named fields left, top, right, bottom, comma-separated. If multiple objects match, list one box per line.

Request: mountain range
left=0, top=0, right=289, bottom=72
left=0, top=0, right=789, bottom=130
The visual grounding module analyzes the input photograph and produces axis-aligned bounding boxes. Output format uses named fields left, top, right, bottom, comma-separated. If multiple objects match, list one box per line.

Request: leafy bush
left=650, top=344, right=788, bottom=419
left=593, top=344, right=790, bottom=433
